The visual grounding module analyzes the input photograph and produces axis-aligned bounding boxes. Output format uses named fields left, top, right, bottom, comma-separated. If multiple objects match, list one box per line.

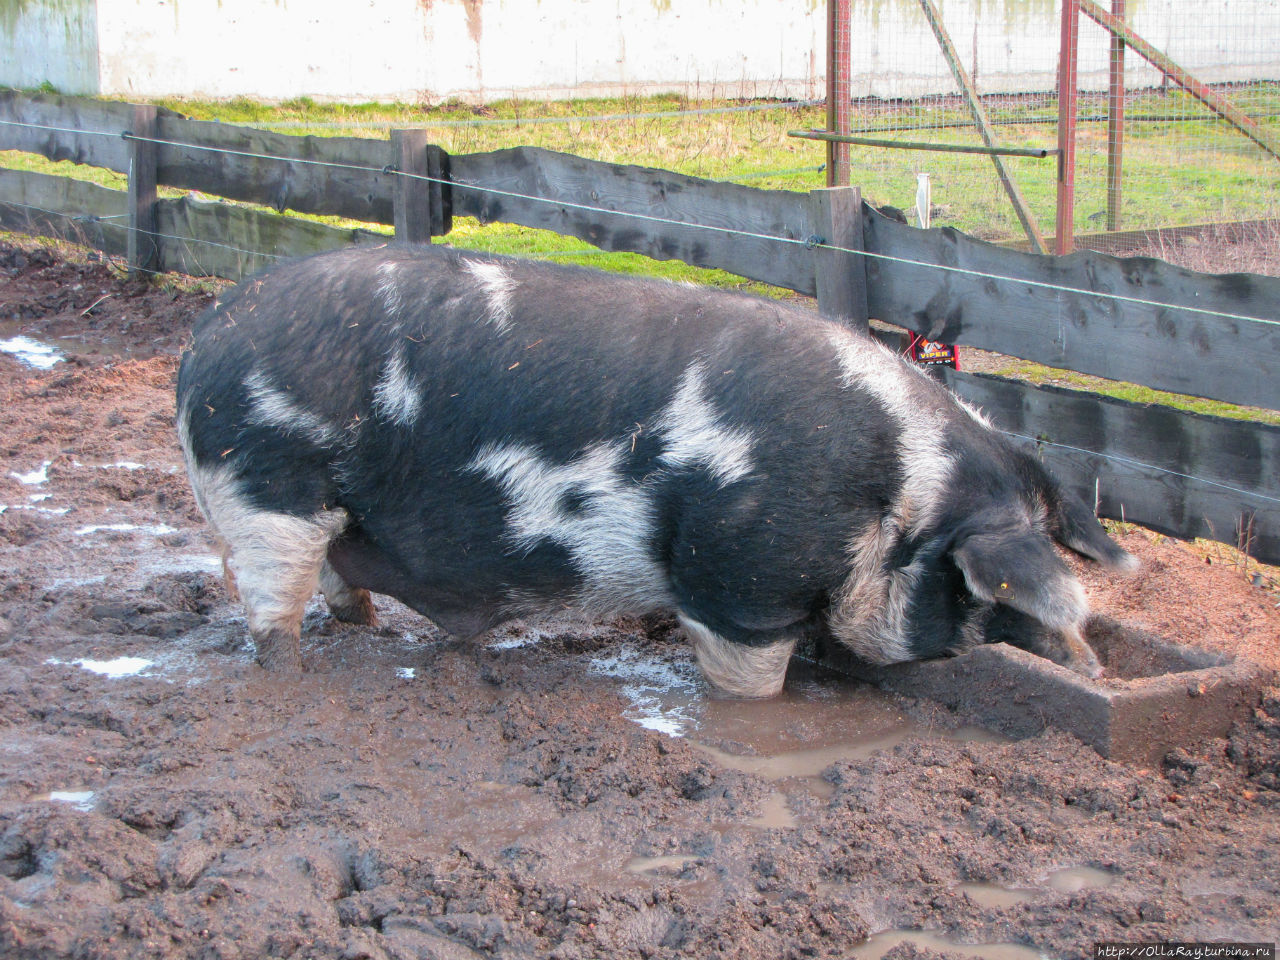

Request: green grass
left=986, top=357, right=1280, bottom=424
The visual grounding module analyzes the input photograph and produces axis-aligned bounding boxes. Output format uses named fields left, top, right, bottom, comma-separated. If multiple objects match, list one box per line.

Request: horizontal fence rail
left=1, top=90, right=1277, bottom=564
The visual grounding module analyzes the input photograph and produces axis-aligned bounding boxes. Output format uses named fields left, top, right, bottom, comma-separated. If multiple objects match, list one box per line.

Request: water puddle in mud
left=0, top=323, right=152, bottom=366
left=46, top=656, right=155, bottom=678
left=0, top=335, right=63, bottom=369
left=48, top=790, right=96, bottom=811
left=625, top=853, right=701, bottom=875
left=73, top=522, right=178, bottom=537
left=957, top=866, right=1116, bottom=908
left=9, top=461, right=51, bottom=485
left=675, top=658, right=998, bottom=801
left=847, top=930, right=1049, bottom=960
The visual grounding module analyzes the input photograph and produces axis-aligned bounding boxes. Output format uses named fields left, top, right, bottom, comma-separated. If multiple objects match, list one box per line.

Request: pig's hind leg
left=219, top=507, right=350, bottom=672
left=319, top=558, right=378, bottom=627
left=190, top=462, right=351, bottom=672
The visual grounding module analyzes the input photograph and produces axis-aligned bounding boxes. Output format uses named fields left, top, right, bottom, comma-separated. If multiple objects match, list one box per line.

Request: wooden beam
left=0, top=90, right=137, bottom=174
left=154, top=195, right=388, bottom=282
left=154, top=115, right=396, bottom=224
left=450, top=146, right=814, bottom=294
left=917, top=0, right=1048, bottom=253
left=790, top=129, right=1055, bottom=159
left=946, top=369, right=1280, bottom=565
left=809, top=186, right=869, bottom=331
left=0, top=168, right=128, bottom=256
left=1079, top=0, right=1280, bottom=161
left=825, top=0, right=851, bottom=187
left=861, top=204, right=1280, bottom=412
left=126, top=104, right=159, bottom=277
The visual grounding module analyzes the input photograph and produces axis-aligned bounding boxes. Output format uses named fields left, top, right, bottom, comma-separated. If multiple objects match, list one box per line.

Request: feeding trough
left=811, top=616, right=1275, bottom=765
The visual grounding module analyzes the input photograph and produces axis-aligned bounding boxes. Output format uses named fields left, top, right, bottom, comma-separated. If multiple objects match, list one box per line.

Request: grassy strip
left=986, top=356, right=1280, bottom=425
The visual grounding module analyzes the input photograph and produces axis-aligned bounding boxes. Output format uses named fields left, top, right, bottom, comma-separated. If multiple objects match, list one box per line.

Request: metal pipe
left=788, top=129, right=1057, bottom=159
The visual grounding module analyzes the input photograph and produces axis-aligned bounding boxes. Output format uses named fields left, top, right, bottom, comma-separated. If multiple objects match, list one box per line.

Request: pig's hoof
left=328, top=589, right=378, bottom=627
left=682, top=616, right=795, bottom=699
left=252, top=629, right=303, bottom=673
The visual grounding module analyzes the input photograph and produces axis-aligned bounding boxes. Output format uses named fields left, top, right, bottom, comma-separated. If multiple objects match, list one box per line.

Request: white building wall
left=3, top=0, right=1278, bottom=103
left=0, top=0, right=99, bottom=94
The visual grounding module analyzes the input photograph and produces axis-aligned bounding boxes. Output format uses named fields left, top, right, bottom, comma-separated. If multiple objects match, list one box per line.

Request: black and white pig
left=177, top=244, right=1136, bottom=695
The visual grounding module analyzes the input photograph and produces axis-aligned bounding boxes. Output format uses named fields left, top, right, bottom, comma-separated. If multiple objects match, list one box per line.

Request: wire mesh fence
left=829, top=0, right=1280, bottom=250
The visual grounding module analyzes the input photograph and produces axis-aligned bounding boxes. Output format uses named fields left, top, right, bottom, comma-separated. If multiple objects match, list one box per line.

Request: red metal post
left=1056, top=0, right=1080, bottom=255
left=1106, top=0, right=1126, bottom=232
left=826, top=0, right=851, bottom=187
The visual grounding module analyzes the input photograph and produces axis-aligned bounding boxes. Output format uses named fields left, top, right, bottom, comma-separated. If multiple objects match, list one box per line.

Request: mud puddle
left=957, top=866, right=1116, bottom=908
left=590, top=647, right=999, bottom=795
left=0, top=322, right=149, bottom=366
left=847, top=929, right=1049, bottom=960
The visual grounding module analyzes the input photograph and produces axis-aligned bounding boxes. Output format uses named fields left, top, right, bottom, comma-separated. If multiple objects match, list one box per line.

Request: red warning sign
left=906, top=332, right=958, bottom=370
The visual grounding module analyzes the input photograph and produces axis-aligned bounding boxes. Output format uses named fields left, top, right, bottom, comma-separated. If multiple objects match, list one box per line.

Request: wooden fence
left=2, top=90, right=1278, bottom=565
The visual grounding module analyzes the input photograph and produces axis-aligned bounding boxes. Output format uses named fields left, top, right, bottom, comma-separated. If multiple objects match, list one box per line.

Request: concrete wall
left=3, top=0, right=1278, bottom=103
left=0, top=0, right=98, bottom=94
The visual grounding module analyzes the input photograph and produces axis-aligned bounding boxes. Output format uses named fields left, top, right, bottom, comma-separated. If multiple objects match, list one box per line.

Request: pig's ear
left=1048, top=488, right=1140, bottom=572
left=951, top=527, right=1088, bottom=629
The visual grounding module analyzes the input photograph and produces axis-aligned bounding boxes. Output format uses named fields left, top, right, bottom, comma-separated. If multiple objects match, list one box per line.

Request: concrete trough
left=812, top=616, right=1275, bottom=765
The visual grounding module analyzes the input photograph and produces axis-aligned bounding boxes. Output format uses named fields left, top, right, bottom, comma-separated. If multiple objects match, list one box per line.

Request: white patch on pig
left=372, top=349, right=421, bottom=426
left=462, top=259, right=516, bottom=334
left=826, top=517, right=917, bottom=664
left=828, top=333, right=954, bottom=536
left=466, top=440, right=671, bottom=613
left=954, top=395, right=995, bottom=429
left=179, top=411, right=349, bottom=644
left=376, top=261, right=405, bottom=322
left=243, top=369, right=339, bottom=446
left=824, top=330, right=964, bottom=662
left=680, top=614, right=795, bottom=698
left=656, top=360, right=755, bottom=487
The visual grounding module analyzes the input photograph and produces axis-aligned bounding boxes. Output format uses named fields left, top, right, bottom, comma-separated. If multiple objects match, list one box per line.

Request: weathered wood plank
left=0, top=91, right=144, bottom=174
left=864, top=204, right=1280, bottom=411
left=154, top=116, right=396, bottom=224
left=154, top=196, right=389, bottom=282
left=947, top=369, right=1280, bottom=565
left=0, top=168, right=128, bottom=256
left=450, top=146, right=815, bottom=293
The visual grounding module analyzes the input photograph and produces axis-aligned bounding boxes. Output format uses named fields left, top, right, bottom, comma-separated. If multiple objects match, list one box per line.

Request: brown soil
left=1, top=234, right=1278, bottom=960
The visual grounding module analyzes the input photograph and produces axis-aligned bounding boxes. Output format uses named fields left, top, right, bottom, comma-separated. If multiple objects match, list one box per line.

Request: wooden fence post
left=126, top=104, right=158, bottom=276
left=391, top=129, right=451, bottom=243
left=808, top=186, right=869, bottom=332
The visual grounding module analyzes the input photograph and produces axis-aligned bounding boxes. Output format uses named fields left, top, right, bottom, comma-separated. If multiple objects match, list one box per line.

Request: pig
left=176, top=243, right=1137, bottom=695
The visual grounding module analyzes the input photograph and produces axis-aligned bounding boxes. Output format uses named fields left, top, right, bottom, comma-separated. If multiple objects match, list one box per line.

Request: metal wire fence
left=826, top=0, right=1280, bottom=250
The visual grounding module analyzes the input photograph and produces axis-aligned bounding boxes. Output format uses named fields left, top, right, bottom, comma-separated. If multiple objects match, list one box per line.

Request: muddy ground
left=1, top=235, right=1278, bottom=960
